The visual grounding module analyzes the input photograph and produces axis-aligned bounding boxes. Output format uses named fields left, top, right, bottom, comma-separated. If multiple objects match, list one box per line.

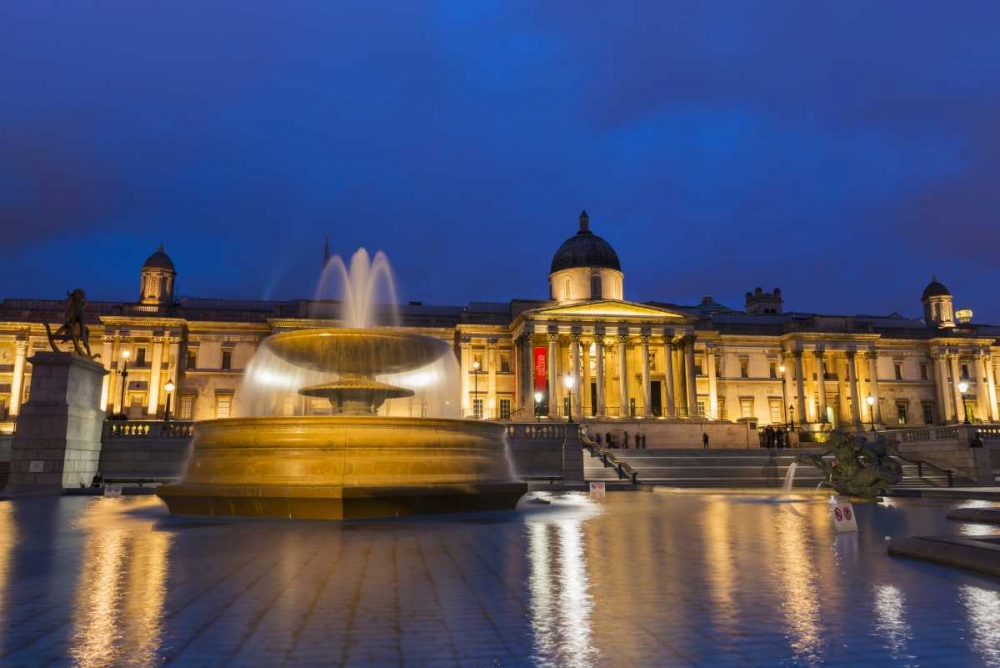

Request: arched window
left=933, top=303, right=941, bottom=321
left=591, top=274, right=602, bottom=299
left=564, top=277, right=571, bottom=300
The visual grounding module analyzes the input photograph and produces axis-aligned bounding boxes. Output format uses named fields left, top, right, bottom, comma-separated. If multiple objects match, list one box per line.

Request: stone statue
left=44, top=289, right=96, bottom=358
left=797, top=431, right=903, bottom=499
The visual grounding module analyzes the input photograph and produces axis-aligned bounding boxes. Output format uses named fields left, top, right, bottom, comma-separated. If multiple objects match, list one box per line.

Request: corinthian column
left=641, top=334, right=652, bottom=418
left=814, top=349, right=828, bottom=422
left=684, top=336, right=697, bottom=416
left=617, top=333, right=629, bottom=417
left=547, top=332, right=558, bottom=419
left=867, top=348, right=881, bottom=424
left=949, top=353, right=964, bottom=424
left=460, top=338, right=471, bottom=417
left=847, top=349, right=862, bottom=427
left=148, top=336, right=165, bottom=416
left=793, top=350, right=807, bottom=425
left=984, top=351, right=1000, bottom=422
left=595, top=329, right=606, bottom=417
left=664, top=335, right=675, bottom=417
left=570, top=333, right=582, bottom=421
left=706, top=345, right=718, bottom=418
left=9, top=339, right=28, bottom=417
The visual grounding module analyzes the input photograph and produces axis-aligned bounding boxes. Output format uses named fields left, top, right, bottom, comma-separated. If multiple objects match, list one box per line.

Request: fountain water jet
left=157, top=249, right=525, bottom=520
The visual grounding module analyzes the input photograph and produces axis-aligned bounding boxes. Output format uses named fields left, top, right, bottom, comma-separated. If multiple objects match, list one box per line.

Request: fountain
left=156, top=249, right=526, bottom=520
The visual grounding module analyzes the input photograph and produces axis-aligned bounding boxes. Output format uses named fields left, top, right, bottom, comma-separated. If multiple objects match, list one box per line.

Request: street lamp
left=116, top=348, right=131, bottom=419
left=779, top=364, right=789, bottom=428
left=958, top=380, right=971, bottom=424
left=866, top=394, right=876, bottom=432
left=564, top=373, right=575, bottom=424
left=534, top=391, right=543, bottom=422
left=472, top=360, right=481, bottom=419
left=164, top=379, right=175, bottom=422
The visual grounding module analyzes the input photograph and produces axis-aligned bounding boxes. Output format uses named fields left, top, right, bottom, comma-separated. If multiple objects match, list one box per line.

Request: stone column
left=147, top=336, right=165, bottom=416
left=934, top=352, right=952, bottom=422
left=570, top=333, right=582, bottom=421
left=847, top=350, right=862, bottom=427
left=706, top=344, right=718, bottom=418
left=867, top=349, right=882, bottom=424
left=595, top=331, right=606, bottom=417
left=949, top=353, right=964, bottom=424
left=522, top=335, right=533, bottom=416
left=983, top=351, right=1000, bottom=422
left=617, top=333, right=629, bottom=418
left=487, top=338, right=498, bottom=419
left=547, top=332, right=558, bottom=419
left=460, top=338, right=471, bottom=417
left=9, top=339, right=28, bottom=417
left=664, top=336, right=675, bottom=417
left=112, top=338, right=128, bottom=415
left=641, top=334, right=653, bottom=418
left=814, top=349, right=828, bottom=423
left=582, top=337, right=592, bottom=417
left=794, top=351, right=807, bottom=425
left=684, top=337, right=697, bottom=416
left=8, top=353, right=108, bottom=491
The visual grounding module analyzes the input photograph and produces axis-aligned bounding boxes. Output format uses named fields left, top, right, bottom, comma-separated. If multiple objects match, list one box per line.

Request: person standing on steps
left=702, top=432, right=710, bottom=450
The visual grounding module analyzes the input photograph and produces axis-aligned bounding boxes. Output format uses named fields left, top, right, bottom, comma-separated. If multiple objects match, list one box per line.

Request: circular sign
left=843, top=507, right=853, bottom=521
left=834, top=507, right=843, bottom=521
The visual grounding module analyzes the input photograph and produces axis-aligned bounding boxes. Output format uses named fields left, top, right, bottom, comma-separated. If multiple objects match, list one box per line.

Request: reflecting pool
left=1, top=492, right=999, bottom=667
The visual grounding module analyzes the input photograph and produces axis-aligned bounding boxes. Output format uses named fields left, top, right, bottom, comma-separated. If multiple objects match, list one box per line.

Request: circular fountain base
left=157, top=416, right=526, bottom=520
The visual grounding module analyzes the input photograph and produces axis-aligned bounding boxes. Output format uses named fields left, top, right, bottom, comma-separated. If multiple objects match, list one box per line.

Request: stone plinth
left=7, top=353, right=108, bottom=492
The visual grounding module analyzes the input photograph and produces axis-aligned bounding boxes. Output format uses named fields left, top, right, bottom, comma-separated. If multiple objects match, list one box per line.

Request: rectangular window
left=179, top=394, right=196, bottom=420
left=696, top=400, right=706, bottom=417
left=739, top=397, right=754, bottom=419
left=136, top=347, right=147, bottom=366
left=896, top=401, right=908, bottom=425
left=740, top=359, right=749, bottom=379
left=473, top=398, right=484, bottom=419
left=221, top=350, right=233, bottom=371
left=649, top=351, right=657, bottom=371
left=962, top=364, right=970, bottom=380
left=769, top=399, right=783, bottom=424
left=499, top=399, right=511, bottom=420
left=769, top=362, right=777, bottom=379
left=894, top=363, right=903, bottom=381
left=694, top=355, right=704, bottom=376
left=920, top=363, right=929, bottom=381
left=186, top=349, right=198, bottom=370
left=499, top=353, right=511, bottom=374
left=717, top=397, right=726, bottom=420
left=922, top=402, right=934, bottom=425
left=215, top=394, right=232, bottom=419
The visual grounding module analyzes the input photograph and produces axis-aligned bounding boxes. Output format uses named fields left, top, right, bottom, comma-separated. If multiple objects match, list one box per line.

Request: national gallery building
left=1, top=211, right=998, bottom=434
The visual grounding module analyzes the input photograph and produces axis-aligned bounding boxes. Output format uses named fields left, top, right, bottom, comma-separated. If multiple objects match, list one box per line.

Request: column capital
left=14, top=339, right=29, bottom=352
left=867, top=348, right=879, bottom=359
left=846, top=349, right=857, bottom=359
left=792, top=350, right=804, bottom=359
left=486, top=337, right=499, bottom=348
left=639, top=334, right=651, bottom=344
left=617, top=334, right=629, bottom=344
left=812, top=348, right=825, bottom=359
left=569, top=333, right=582, bottom=343
left=546, top=332, right=559, bottom=343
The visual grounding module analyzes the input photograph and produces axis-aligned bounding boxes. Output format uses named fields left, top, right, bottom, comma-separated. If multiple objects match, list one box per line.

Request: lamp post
left=472, top=360, right=481, bottom=419
left=779, top=363, right=789, bottom=428
left=564, top=373, right=575, bottom=424
left=534, top=391, right=543, bottom=422
left=866, top=394, right=876, bottom=432
left=958, top=381, right=971, bottom=424
left=164, top=379, right=175, bottom=422
left=789, top=406, right=795, bottom=431
left=116, top=348, right=131, bottom=419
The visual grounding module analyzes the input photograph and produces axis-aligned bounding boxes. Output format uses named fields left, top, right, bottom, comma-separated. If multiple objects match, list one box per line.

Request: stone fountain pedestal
left=6, top=353, right=108, bottom=492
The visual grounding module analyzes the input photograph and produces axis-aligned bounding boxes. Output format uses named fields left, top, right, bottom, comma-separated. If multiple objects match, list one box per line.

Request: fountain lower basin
left=157, top=416, right=526, bottom=520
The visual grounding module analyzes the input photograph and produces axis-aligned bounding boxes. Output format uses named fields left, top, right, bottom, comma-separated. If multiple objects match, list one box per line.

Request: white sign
left=831, top=499, right=858, bottom=533
left=28, top=460, right=44, bottom=473
left=104, top=485, right=123, bottom=498
left=589, top=482, right=606, bottom=497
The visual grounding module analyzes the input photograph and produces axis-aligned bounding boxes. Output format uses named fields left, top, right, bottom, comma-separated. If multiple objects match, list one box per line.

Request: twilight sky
left=2, top=2, right=999, bottom=321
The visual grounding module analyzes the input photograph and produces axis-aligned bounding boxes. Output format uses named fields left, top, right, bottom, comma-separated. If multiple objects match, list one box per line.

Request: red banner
left=533, top=347, right=548, bottom=393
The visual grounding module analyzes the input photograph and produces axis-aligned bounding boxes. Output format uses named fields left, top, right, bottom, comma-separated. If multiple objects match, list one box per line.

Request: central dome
left=550, top=211, right=621, bottom=274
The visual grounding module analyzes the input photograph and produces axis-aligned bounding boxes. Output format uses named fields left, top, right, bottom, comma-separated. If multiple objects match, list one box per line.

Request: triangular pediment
left=526, top=299, right=693, bottom=322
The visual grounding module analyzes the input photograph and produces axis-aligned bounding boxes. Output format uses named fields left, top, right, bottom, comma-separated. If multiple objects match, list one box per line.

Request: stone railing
left=505, top=423, right=568, bottom=441
left=103, top=420, right=195, bottom=439
left=881, top=424, right=1000, bottom=444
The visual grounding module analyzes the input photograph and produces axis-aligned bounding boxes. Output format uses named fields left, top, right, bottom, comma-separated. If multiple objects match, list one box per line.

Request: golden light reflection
left=774, top=504, right=823, bottom=666
left=69, top=499, right=172, bottom=668
left=874, top=585, right=911, bottom=659
left=0, top=503, right=16, bottom=656
left=961, top=585, right=1000, bottom=667
left=527, top=497, right=601, bottom=668
left=702, top=498, right=735, bottom=625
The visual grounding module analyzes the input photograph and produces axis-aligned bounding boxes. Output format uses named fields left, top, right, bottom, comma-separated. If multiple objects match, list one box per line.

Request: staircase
left=582, top=447, right=974, bottom=490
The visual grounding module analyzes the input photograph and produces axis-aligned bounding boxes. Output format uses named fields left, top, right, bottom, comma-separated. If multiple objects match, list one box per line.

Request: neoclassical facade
left=1, top=211, right=998, bottom=433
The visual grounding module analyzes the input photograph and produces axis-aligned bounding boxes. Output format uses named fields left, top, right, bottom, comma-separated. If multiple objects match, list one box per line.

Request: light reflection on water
left=2, top=494, right=1000, bottom=666
left=68, top=499, right=172, bottom=668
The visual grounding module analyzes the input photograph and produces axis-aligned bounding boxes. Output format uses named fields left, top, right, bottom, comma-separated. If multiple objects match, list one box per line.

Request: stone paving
left=1, top=492, right=1000, bottom=667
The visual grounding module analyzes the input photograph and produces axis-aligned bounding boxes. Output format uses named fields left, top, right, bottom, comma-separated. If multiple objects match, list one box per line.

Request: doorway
left=651, top=381, right=662, bottom=417
left=590, top=382, right=597, bottom=417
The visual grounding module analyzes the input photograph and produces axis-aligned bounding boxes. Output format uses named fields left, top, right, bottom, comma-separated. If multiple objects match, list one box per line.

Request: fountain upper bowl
left=264, top=328, right=451, bottom=375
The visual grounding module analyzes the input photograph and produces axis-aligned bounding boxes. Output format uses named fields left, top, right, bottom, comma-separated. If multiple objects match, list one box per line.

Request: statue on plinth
left=797, top=431, right=903, bottom=499
left=44, top=289, right=96, bottom=358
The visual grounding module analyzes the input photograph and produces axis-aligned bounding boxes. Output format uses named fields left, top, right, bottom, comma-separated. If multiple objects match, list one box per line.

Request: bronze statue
left=797, top=431, right=903, bottom=499
left=44, top=289, right=96, bottom=358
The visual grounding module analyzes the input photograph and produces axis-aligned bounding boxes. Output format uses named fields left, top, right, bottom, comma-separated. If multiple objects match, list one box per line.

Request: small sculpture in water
left=797, top=432, right=902, bottom=499
left=44, top=289, right=96, bottom=358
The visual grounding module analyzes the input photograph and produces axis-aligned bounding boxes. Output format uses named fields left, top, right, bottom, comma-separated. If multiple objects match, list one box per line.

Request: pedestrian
left=623, top=431, right=630, bottom=449
left=702, top=432, right=710, bottom=449
left=606, top=432, right=613, bottom=448
left=765, top=425, right=775, bottom=449
left=971, top=432, right=985, bottom=448
left=776, top=428, right=785, bottom=449
left=595, top=433, right=602, bottom=446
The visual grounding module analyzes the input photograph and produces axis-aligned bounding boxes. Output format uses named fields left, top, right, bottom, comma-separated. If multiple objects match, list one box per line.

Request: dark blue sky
left=2, top=2, right=999, bottom=321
